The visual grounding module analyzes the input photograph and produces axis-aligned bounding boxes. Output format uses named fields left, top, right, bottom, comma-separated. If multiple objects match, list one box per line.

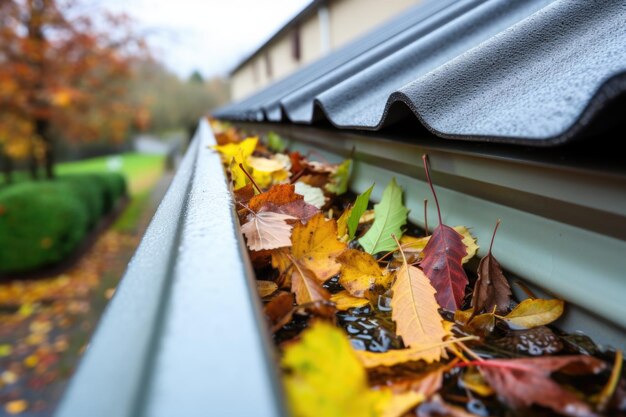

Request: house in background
left=230, top=0, right=421, bottom=100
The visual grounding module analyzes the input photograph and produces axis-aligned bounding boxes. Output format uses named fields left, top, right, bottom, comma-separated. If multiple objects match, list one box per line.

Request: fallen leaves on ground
left=241, top=211, right=296, bottom=251
left=500, top=298, right=564, bottom=329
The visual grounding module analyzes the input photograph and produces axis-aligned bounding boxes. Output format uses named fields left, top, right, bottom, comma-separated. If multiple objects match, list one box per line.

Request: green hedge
left=0, top=173, right=128, bottom=274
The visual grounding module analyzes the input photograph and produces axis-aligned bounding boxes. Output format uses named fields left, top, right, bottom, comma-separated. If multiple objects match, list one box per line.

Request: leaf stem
left=239, top=162, right=262, bottom=194
left=391, top=233, right=407, bottom=265
left=489, top=219, right=501, bottom=254
left=422, top=154, right=442, bottom=226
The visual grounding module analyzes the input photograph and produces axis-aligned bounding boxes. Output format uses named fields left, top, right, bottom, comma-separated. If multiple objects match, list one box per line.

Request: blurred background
left=0, top=0, right=309, bottom=415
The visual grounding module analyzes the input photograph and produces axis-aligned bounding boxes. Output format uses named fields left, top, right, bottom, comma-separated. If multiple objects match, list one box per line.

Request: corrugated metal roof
left=215, top=0, right=626, bottom=146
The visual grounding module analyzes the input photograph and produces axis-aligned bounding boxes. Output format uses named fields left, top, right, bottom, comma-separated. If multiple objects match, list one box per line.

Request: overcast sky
left=102, top=0, right=311, bottom=79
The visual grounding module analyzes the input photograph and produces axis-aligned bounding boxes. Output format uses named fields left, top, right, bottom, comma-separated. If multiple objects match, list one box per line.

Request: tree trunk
left=28, top=151, right=39, bottom=180
left=37, top=118, right=54, bottom=179
left=1, top=153, right=14, bottom=185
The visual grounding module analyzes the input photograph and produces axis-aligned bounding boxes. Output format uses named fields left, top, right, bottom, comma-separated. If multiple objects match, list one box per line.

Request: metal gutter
left=238, top=122, right=626, bottom=350
left=56, top=120, right=285, bottom=417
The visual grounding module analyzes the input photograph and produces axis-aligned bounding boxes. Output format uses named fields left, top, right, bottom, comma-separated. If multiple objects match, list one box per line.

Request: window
left=291, top=25, right=301, bottom=62
left=264, top=52, right=272, bottom=78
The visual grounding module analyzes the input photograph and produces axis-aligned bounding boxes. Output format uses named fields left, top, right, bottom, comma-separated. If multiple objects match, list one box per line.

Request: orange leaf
left=291, top=261, right=330, bottom=304
left=248, top=184, right=303, bottom=211
left=391, top=251, right=447, bottom=361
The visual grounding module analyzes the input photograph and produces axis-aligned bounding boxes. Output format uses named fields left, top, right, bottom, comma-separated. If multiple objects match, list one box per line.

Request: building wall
left=230, top=0, right=421, bottom=101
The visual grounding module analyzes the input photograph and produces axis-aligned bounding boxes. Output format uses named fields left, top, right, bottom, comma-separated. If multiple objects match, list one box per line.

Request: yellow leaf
left=330, top=291, right=369, bottom=310
left=460, top=368, right=494, bottom=397
left=379, top=391, right=424, bottom=417
left=502, top=298, right=564, bottom=329
left=399, top=226, right=477, bottom=263
left=337, top=206, right=353, bottom=239
left=454, top=226, right=479, bottom=263
left=229, top=153, right=249, bottom=190
left=282, top=321, right=387, bottom=417
left=399, top=235, right=429, bottom=253
left=337, top=249, right=392, bottom=297
left=291, top=213, right=346, bottom=281
left=454, top=308, right=496, bottom=336
left=247, top=155, right=285, bottom=172
left=212, top=136, right=258, bottom=163
left=4, top=400, right=28, bottom=415
left=0, top=344, right=12, bottom=357
left=391, top=253, right=447, bottom=361
left=356, top=338, right=462, bottom=368
left=291, top=261, right=331, bottom=304
left=256, top=280, right=278, bottom=298
left=248, top=155, right=290, bottom=188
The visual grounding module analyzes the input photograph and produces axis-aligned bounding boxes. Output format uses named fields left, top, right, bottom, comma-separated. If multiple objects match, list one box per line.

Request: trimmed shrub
left=0, top=182, right=89, bottom=273
left=0, top=172, right=128, bottom=273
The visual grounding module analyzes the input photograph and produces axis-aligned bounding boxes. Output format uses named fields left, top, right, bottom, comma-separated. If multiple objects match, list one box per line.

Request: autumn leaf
left=229, top=152, right=250, bottom=190
left=347, top=184, right=374, bottom=239
left=400, top=227, right=476, bottom=264
left=249, top=184, right=303, bottom=211
left=477, top=355, right=605, bottom=417
left=337, top=206, right=352, bottom=239
left=500, top=298, right=564, bottom=329
left=330, top=291, right=369, bottom=310
left=471, top=220, right=511, bottom=315
left=262, top=200, right=319, bottom=222
left=282, top=321, right=389, bottom=417
left=264, top=291, right=295, bottom=328
left=391, top=240, right=447, bottom=361
left=291, top=213, right=346, bottom=281
left=294, top=182, right=326, bottom=208
left=233, top=183, right=255, bottom=204
left=359, top=179, right=408, bottom=254
left=291, top=260, right=331, bottom=304
left=282, top=321, right=423, bottom=417
left=326, top=159, right=352, bottom=195
left=247, top=155, right=290, bottom=188
left=456, top=226, right=479, bottom=263
left=241, top=211, right=296, bottom=251
left=460, top=368, right=494, bottom=397
left=267, top=131, right=287, bottom=152
left=356, top=339, right=467, bottom=368
left=256, top=280, right=278, bottom=297
left=454, top=308, right=496, bottom=337
left=337, top=249, right=391, bottom=298
left=212, top=136, right=257, bottom=163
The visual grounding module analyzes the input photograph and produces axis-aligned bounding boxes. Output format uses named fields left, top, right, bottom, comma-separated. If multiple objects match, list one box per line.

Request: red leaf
left=477, top=356, right=605, bottom=417
left=420, top=224, right=468, bottom=310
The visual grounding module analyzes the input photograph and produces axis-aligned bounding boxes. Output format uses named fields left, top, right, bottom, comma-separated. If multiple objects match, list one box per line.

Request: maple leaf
left=347, top=184, right=374, bottom=239
left=241, top=211, right=296, bottom=251
left=359, top=179, right=408, bottom=254
left=212, top=136, right=257, bottom=163
left=291, top=213, right=346, bottom=281
left=249, top=184, right=303, bottom=211
left=337, top=249, right=391, bottom=298
left=471, top=220, right=511, bottom=315
left=420, top=155, right=468, bottom=310
left=391, top=239, right=447, bottom=361
left=282, top=321, right=423, bottom=417
left=500, top=298, right=564, bottom=329
left=326, top=159, right=352, bottom=195
left=477, top=356, right=605, bottom=417
left=294, top=182, right=326, bottom=208
left=291, top=261, right=330, bottom=304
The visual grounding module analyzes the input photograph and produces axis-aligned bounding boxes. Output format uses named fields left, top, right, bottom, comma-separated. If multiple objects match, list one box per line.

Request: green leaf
left=358, top=179, right=408, bottom=254
left=267, top=131, right=286, bottom=153
left=326, top=159, right=352, bottom=195
left=347, top=184, right=374, bottom=239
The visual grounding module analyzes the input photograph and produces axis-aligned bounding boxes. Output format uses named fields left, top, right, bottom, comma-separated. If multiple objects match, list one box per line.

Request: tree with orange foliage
left=0, top=0, right=145, bottom=181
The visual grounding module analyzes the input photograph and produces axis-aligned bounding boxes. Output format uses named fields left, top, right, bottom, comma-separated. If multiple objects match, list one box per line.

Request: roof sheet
left=214, top=0, right=626, bottom=146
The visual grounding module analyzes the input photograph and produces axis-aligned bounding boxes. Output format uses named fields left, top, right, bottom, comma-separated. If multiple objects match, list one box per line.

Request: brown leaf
left=291, top=261, right=331, bottom=304
left=264, top=291, right=295, bottom=327
left=248, top=184, right=303, bottom=211
left=233, top=183, right=255, bottom=204
left=337, top=249, right=391, bottom=298
left=291, top=213, right=346, bottom=281
left=454, top=308, right=496, bottom=337
left=262, top=200, right=319, bottom=222
left=478, top=355, right=605, bottom=417
left=391, top=250, right=447, bottom=361
left=420, top=224, right=468, bottom=311
left=256, top=280, right=278, bottom=298
left=241, top=211, right=296, bottom=251
left=471, top=221, right=511, bottom=315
